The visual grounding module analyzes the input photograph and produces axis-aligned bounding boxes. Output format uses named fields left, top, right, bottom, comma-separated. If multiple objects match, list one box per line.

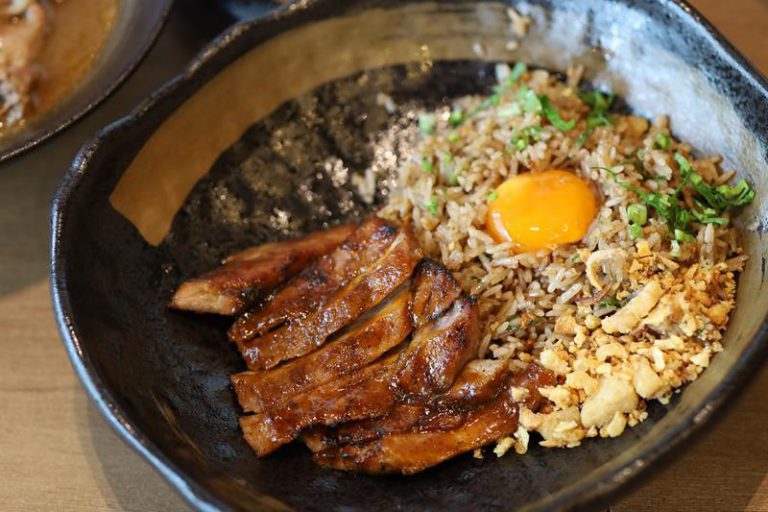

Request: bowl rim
left=0, top=0, right=173, bottom=163
left=50, top=1, right=768, bottom=511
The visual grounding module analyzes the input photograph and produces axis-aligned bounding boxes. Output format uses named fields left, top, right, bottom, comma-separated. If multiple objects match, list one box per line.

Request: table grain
left=0, top=1, right=766, bottom=511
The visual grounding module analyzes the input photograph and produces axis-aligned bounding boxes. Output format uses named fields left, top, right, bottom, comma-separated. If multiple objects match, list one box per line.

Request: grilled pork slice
left=231, top=288, right=412, bottom=414
left=303, top=359, right=510, bottom=452
left=313, top=384, right=520, bottom=474
left=240, top=297, right=479, bottom=456
left=229, top=217, right=399, bottom=342
left=170, top=223, right=355, bottom=315
left=312, top=363, right=556, bottom=474
left=231, top=260, right=460, bottom=414
left=238, top=226, right=421, bottom=370
left=437, top=359, right=510, bottom=405
left=394, top=296, right=480, bottom=398
left=410, top=259, right=462, bottom=328
left=240, top=351, right=401, bottom=457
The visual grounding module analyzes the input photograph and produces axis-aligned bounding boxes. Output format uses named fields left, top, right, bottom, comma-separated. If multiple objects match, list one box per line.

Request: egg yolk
left=486, top=170, right=598, bottom=253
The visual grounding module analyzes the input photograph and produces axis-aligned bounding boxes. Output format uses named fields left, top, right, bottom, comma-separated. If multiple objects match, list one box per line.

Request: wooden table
left=0, top=1, right=766, bottom=510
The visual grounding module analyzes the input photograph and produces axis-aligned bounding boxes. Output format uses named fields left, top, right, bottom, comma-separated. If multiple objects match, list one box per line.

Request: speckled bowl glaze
left=51, top=1, right=768, bottom=511
left=0, top=0, right=172, bottom=163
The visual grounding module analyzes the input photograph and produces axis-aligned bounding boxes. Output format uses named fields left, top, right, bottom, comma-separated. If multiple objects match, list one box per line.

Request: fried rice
left=376, top=62, right=752, bottom=454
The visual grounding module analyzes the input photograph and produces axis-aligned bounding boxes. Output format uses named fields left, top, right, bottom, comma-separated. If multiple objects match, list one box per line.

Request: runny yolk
left=486, top=169, right=598, bottom=253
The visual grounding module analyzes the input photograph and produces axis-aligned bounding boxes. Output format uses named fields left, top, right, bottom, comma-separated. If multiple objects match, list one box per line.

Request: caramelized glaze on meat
left=409, top=259, right=462, bottom=327
left=394, top=297, right=480, bottom=398
left=303, top=359, right=510, bottom=452
left=312, top=363, right=555, bottom=474
left=229, top=217, right=400, bottom=342
left=239, top=295, right=478, bottom=456
left=231, top=260, right=461, bottom=414
left=173, top=216, right=551, bottom=473
left=170, top=223, right=355, bottom=315
left=511, top=362, right=558, bottom=410
left=313, top=385, right=520, bottom=474
left=231, top=288, right=413, bottom=414
left=237, top=226, right=422, bottom=370
left=239, top=351, right=402, bottom=456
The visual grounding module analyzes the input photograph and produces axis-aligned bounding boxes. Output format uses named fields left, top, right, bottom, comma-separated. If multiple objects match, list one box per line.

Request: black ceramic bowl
left=0, top=0, right=172, bottom=163
left=51, top=1, right=768, bottom=510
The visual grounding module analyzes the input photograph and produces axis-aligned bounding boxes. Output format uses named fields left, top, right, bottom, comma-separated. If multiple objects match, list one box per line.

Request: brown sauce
left=1, top=0, right=117, bottom=135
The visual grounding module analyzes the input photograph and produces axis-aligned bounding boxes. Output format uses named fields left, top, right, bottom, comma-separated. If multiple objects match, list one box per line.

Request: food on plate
left=0, top=0, right=116, bottom=133
left=233, top=220, right=421, bottom=370
left=313, top=362, right=554, bottom=475
left=171, top=57, right=754, bottom=473
left=230, top=259, right=460, bottom=415
left=0, top=1, right=47, bottom=128
left=378, top=60, right=753, bottom=451
left=239, top=283, right=481, bottom=457
left=228, top=217, right=400, bottom=342
left=486, top=169, right=598, bottom=252
left=170, top=223, right=355, bottom=315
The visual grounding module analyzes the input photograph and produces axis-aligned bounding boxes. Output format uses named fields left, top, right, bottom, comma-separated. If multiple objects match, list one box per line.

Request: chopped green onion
left=673, top=152, right=692, bottom=173
left=509, top=125, right=542, bottom=152
left=596, top=162, right=748, bottom=241
left=539, top=95, right=575, bottom=131
left=674, top=229, right=695, bottom=242
left=487, top=190, right=499, bottom=203
left=518, top=87, right=542, bottom=114
left=716, top=179, right=756, bottom=206
left=449, top=172, right=459, bottom=186
left=579, top=90, right=614, bottom=114
left=469, top=64, right=528, bottom=119
left=691, top=200, right=728, bottom=226
left=627, top=203, right=648, bottom=226
left=598, top=296, right=621, bottom=309
left=576, top=90, right=614, bottom=146
left=448, top=108, right=465, bottom=127
left=419, top=113, right=436, bottom=135
left=447, top=132, right=460, bottom=143
left=570, top=253, right=581, bottom=263
left=528, top=125, right=543, bottom=140
left=595, top=166, right=692, bottom=233
left=675, top=152, right=755, bottom=210
left=655, top=133, right=671, bottom=151
left=628, top=223, right=643, bottom=239
left=424, top=197, right=439, bottom=216
left=420, top=157, right=433, bottom=173
left=508, top=62, right=527, bottom=82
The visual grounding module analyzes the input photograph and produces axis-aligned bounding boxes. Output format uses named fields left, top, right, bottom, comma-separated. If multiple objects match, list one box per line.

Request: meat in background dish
left=0, top=1, right=48, bottom=128
left=0, top=0, right=117, bottom=134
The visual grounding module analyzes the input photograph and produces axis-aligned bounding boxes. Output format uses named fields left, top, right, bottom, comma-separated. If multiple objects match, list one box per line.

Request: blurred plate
left=0, top=0, right=172, bottom=163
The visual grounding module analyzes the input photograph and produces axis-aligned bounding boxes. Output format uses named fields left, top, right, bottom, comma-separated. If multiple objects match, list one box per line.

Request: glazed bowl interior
left=0, top=0, right=171, bottom=162
left=52, top=1, right=768, bottom=511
